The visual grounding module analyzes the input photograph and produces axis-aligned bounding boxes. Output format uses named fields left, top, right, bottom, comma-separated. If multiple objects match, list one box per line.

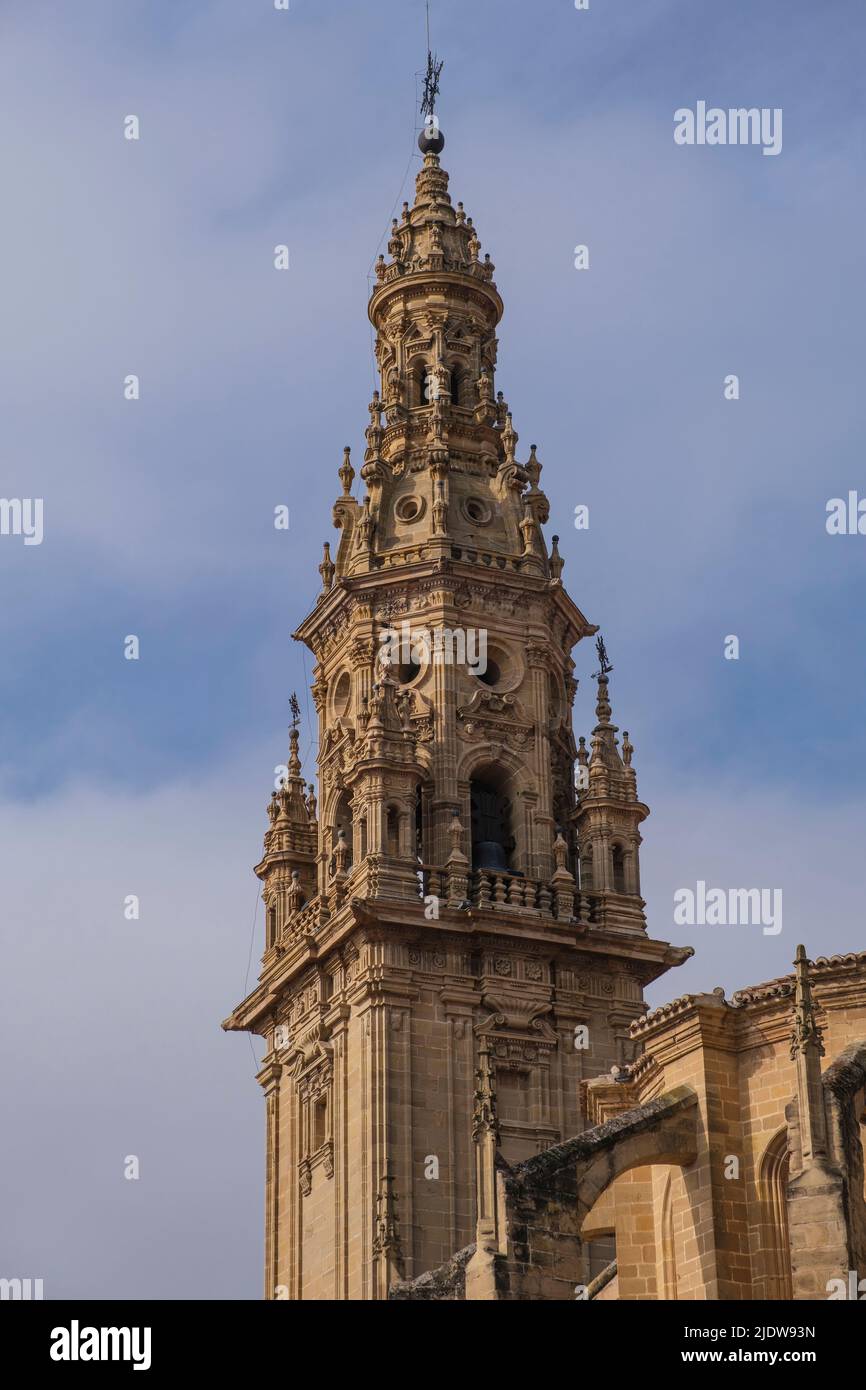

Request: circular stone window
left=395, top=495, right=426, bottom=523
left=475, top=657, right=502, bottom=687
left=394, top=657, right=422, bottom=686
left=332, top=670, right=351, bottom=718
left=470, top=642, right=522, bottom=692
left=461, top=496, right=493, bottom=527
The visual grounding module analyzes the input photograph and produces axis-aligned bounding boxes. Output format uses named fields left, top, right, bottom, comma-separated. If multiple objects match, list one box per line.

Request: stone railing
left=469, top=869, right=553, bottom=915
left=290, top=863, right=614, bottom=930
left=416, top=865, right=611, bottom=924
left=417, top=866, right=447, bottom=902
left=572, top=891, right=604, bottom=925
left=281, top=895, right=327, bottom=942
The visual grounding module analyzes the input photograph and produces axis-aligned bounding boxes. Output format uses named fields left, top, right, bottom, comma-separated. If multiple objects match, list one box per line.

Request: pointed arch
left=757, top=1127, right=793, bottom=1299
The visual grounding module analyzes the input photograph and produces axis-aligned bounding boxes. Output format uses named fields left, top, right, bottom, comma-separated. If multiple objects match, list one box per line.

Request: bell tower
left=224, top=121, right=690, bottom=1301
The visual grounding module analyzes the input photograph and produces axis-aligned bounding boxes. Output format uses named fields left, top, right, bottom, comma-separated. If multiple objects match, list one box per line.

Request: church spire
left=224, top=95, right=692, bottom=1302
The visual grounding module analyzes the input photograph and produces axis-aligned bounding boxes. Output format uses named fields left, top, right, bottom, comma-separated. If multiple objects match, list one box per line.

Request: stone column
left=258, top=1057, right=282, bottom=1300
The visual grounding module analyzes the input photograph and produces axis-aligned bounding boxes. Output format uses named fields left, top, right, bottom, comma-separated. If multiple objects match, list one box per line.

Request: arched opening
left=386, top=805, right=400, bottom=857
left=266, top=904, right=277, bottom=950
left=413, top=363, right=434, bottom=406
left=470, top=768, right=515, bottom=872
left=579, top=844, right=593, bottom=891
left=313, top=1097, right=328, bottom=1152
left=757, top=1128, right=793, bottom=1299
left=333, top=792, right=354, bottom=872
left=574, top=1096, right=700, bottom=1301
left=612, top=843, right=626, bottom=893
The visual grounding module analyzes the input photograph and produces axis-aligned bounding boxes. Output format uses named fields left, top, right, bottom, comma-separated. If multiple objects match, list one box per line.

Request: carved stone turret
left=571, top=652, right=650, bottom=933
left=256, top=725, right=318, bottom=951
left=224, top=125, right=689, bottom=1304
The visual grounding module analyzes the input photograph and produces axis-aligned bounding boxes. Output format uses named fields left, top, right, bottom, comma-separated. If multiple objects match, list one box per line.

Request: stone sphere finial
left=418, top=123, right=445, bottom=155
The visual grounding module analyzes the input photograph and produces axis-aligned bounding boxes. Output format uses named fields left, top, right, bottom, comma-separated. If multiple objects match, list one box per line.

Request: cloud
left=0, top=752, right=269, bottom=1298
left=1, top=0, right=864, bottom=1296
left=640, top=766, right=866, bottom=1005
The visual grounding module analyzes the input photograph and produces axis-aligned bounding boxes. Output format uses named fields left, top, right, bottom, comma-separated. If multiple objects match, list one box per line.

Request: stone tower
left=223, top=126, right=691, bottom=1301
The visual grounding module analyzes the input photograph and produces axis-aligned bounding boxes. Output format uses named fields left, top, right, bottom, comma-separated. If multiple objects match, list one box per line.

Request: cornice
left=223, top=891, right=693, bottom=1034
left=368, top=271, right=503, bottom=327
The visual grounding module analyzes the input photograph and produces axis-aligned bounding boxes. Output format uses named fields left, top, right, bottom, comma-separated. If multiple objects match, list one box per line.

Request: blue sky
left=1, top=0, right=864, bottom=1298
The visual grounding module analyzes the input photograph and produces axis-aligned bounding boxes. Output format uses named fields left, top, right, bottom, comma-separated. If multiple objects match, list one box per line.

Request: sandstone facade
left=224, top=131, right=866, bottom=1302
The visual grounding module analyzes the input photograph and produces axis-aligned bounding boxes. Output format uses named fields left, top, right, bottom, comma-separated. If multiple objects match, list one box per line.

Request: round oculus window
left=395, top=495, right=425, bottom=523
left=461, top=496, right=492, bottom=526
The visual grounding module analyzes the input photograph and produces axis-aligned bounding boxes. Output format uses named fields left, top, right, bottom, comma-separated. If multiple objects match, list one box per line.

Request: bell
left=473, top=840, right=509, bottom=872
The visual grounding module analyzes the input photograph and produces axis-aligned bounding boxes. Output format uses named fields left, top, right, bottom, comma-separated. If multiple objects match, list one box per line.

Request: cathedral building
left=224, top=124, right=866, bottom=1302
